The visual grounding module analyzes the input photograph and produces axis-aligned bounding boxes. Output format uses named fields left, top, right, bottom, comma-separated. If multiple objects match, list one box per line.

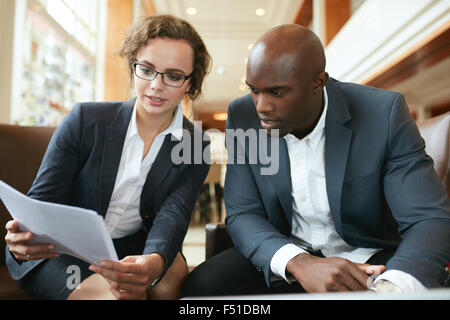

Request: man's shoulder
left=330, top=78, right=400, bottom=105
left=227, top=94, right=258, bottom=127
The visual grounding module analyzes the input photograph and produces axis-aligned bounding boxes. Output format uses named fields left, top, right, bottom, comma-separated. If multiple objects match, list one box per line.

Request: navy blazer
left=224, top=78, right=450, bottom=288
left=6, top=98, right=210, bottom=280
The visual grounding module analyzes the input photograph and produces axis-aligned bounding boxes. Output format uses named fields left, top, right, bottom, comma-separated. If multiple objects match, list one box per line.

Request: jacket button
left=144, top=215, right=150, bottom=219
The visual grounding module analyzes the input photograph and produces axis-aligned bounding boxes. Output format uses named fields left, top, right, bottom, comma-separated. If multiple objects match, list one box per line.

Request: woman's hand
left=89, top=253, right=165, bottom=300
left=4, top=220, right=59, bottom=261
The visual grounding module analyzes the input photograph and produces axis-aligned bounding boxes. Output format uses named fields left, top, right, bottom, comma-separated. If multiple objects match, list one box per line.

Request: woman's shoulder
left=69, top=99, right=134, bottom=126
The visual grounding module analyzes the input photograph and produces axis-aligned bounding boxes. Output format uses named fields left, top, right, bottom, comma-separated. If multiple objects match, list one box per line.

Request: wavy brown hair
left=118, top=14, right=211, bottom=101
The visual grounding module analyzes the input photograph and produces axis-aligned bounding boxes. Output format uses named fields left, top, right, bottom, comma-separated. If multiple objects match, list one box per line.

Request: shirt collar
left=128, top=104, right=184, bottom=141
left=285, top=86, right=328, bottom=150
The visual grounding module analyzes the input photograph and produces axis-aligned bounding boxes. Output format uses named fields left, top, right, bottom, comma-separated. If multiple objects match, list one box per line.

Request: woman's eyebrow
left=136, top=59, right=188, bottom=74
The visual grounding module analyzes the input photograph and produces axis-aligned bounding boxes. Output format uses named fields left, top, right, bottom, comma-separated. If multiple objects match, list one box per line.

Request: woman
left=5, top=14, right=211, bottom=300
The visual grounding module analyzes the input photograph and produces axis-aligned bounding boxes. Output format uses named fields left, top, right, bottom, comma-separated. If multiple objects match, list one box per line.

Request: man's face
left=246, top=47, right=319, bottom=138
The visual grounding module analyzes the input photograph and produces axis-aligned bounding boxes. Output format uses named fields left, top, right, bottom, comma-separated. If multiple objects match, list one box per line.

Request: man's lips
left=260, top=118, right=280, bottom=129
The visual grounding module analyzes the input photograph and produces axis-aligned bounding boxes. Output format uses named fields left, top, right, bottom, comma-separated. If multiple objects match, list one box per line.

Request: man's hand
left=286, top=253, right=386, bottom=292
left=89, top=253, right=164, bottom=299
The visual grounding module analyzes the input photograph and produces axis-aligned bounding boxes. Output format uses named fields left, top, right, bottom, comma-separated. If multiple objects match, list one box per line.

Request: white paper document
left=0, top=180, right=118, bottom=265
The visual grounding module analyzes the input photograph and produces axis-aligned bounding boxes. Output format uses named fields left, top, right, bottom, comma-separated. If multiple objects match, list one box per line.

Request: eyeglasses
left=133, top=62, right=192, bottom=88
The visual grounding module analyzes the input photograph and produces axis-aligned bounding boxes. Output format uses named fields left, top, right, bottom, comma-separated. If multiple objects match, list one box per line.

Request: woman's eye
left=140, top=66, right=154, bottom=75
left=166, top=73, right=184, bottom=81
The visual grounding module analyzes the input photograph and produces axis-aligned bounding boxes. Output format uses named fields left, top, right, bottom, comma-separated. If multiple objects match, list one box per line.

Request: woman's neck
left=135, top=105, right=175, bottom=139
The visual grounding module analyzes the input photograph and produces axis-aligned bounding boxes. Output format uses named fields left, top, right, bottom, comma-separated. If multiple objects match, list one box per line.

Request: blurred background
left=1, top=0, right=449, bottom=268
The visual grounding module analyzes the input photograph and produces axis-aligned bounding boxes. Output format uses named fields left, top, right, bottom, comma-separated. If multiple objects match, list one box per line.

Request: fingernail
left=48, top=244, right=56, bottom=250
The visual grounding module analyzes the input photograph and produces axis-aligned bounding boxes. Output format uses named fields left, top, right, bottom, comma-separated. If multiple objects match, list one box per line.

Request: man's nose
left=255, top=94, right=275, bottom=114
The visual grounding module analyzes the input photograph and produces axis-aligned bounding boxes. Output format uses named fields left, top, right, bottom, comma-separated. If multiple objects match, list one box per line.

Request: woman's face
left=134, top=37, right=194, bottom=118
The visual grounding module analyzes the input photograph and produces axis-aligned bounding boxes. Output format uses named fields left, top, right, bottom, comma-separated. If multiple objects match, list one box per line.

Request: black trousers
left=181, top=247, right=396, bottom=297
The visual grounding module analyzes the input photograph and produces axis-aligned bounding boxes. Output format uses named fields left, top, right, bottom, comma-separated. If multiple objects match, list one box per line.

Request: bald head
left=248, top=24, right=326, bottom=80
left=246, top=24, right=329, bottom=139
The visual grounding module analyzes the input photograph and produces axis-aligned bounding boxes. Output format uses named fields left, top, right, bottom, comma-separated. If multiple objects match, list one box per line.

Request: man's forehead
left=247, top=51, right=300, bottom=84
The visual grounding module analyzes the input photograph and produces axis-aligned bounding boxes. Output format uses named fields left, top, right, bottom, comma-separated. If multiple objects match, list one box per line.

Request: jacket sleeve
left=143, top=141, right=210, bottom=281
left=382, top=94, right=450, bottom=288
left=224, top=102, right=292, bottom=287
left=27, top=103, right=84, bottom=203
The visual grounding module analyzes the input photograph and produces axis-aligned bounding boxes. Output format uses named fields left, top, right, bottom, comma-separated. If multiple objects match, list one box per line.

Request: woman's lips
left=146, top=95, right=167, bottom=107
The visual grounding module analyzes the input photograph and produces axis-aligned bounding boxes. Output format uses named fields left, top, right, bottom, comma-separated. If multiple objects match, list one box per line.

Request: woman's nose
left=149, top=73, right=165, bottom=91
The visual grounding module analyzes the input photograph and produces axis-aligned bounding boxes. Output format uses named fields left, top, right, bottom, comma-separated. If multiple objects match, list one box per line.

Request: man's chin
left=264, top=128, right=285, bottom=138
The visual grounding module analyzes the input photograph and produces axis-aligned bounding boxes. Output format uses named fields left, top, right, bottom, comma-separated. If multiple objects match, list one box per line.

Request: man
left=182, top=24, right=450, bottom=296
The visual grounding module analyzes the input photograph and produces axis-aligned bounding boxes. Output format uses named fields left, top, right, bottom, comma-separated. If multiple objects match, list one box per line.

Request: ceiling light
left=213, top=113, right=228, bottom=121
left=255, top=8, right=266, bottom=16
left=186, top=7, right=197, bottom=15
left=217, top=66, right=225, bottom=75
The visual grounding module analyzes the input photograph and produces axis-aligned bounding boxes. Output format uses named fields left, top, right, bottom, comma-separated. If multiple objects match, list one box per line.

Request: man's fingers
left=344, top=262, right=373, bottom=290
left=357, top=263, right=386, bottom=275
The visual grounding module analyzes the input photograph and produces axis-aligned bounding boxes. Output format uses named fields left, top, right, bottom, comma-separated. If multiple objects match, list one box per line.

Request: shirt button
left=299, top=196, right=306, bottom=202
left=120, top=204, right=126, bottom=210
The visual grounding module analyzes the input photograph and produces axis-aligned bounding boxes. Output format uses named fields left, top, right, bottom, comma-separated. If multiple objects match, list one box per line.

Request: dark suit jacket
left=6, top=98, right=210, bottom=280
left=224, top=78, right=450, bottom=288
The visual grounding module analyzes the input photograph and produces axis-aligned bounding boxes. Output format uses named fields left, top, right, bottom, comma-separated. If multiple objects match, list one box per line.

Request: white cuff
left=374, top=269, right=427, bottom=293
left=270, top=244, right=308, bottom=282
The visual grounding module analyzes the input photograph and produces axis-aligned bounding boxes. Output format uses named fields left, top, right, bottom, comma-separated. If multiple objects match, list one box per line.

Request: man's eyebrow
left=245, top=81, right=285, bottom=91
left=136, top=59, right=188, bottom=74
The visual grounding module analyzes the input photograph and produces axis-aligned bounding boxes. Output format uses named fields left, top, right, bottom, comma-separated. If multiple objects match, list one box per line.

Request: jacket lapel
left=258, top=123, right=292, bottom=228
left=98, top=98, right=134, bottom=216
left=324, top=79, right=352, bottom=237
left=140, top=134, right=179, bottom=211
left=273, top=138, right=293, bottom=227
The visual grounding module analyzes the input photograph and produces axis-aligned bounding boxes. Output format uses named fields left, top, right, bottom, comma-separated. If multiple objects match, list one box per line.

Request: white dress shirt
left=270, top=87, right=426, bottom=293
left=104, top=104, right=183, bottom=239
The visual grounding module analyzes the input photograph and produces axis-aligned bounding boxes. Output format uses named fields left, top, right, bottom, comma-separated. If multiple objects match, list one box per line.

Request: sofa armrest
left=205, top=222, right=234, bottom=260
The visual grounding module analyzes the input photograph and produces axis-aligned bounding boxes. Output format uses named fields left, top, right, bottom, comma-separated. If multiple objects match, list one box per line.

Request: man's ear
left=313, top=72, right=329, bottom=93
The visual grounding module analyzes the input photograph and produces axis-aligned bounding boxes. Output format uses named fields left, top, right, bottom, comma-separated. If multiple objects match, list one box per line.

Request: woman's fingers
left=10, top=243, right=59, bottom=261
left=5, top=220, right=20, bottom=232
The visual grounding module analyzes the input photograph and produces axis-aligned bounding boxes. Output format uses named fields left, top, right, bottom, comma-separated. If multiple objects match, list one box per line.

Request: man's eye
left=271, top=89, right=284, bottom=96
left=166, top=73, right=184, bottom=81
left=249, top=87, right=259, bottom=94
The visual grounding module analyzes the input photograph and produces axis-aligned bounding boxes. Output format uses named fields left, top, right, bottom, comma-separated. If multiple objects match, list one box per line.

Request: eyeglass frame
left=133, top=62, right=192, bottom=88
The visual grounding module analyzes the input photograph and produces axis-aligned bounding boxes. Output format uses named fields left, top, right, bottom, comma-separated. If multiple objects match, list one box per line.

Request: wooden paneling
left=196, top=112, right=226, bottom=132
left=294, top=0, right=313, bottom=27
left=364, top=22, right=450, bottom=90
left=324, top=0, right=350, bottom=45
left=140, top=0, right=156, bottom=16
left=104, top=0, right=134, bottom=101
